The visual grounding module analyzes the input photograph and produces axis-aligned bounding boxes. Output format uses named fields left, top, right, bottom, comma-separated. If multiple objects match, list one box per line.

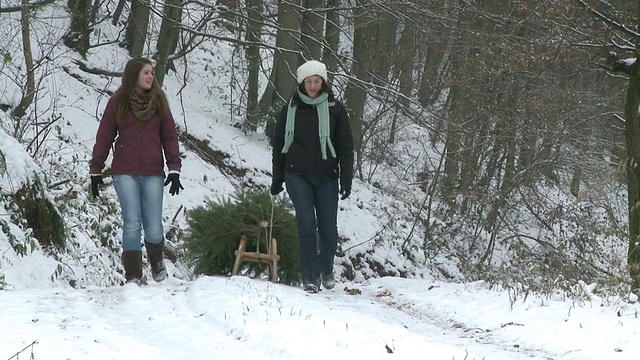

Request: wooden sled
left=232, top=235, right=280, bottom=282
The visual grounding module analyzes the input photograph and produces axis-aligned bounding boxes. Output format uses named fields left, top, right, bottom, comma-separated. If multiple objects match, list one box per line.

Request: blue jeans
left=113, top=175, right=165, bottom=252
left=285, top=173, right=339, bottom=284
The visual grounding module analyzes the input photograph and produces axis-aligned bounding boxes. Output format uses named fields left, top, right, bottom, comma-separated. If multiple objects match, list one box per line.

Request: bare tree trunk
left=245, top=0, right=263, bottom=131
left=389, top=23, right=416, bottom=143
left=217, top=0, right=240, bottom=32
left=64, top=0, right=96, bottom=57
left=12, top=0, right=35, bottom=118
left=268, top=0, right=301, bottom=94
left=260, top=0, right=301, bottom=141
left=370, top=17, right=396, bottom=85
left=441, top=5, right=466, bottom=197
left=624, top=63, right=640, bottom=289
left=570, top=167, right=582, bottom=197
left=442, top=84, right=462, bottom=195
left=112, top=0, right=126, bottom=25
left=576, top=0, right=640, bottom=289
left=125, top=0, right=151, bottom=57
left=323, top=0, right=340, bottom=84
left=155, top=0, right=183, bottom=87
left=83, top=0, right=101, bottom=53
left=344, top=1, right=374, bottom=178
left=418, top=0, right=453, bottom=148
left=300, top=0, right=325, bottom=60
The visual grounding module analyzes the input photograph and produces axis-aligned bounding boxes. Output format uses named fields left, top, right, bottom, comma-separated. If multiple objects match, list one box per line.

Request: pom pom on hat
left=296, top=60, right=328, bottom=84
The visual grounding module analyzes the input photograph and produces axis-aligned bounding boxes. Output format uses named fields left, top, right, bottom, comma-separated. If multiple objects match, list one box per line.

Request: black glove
left=164, top=173, right=184, bottom=196
left=270, top=180, right=284, bottom=196
left=91, top=175, right=103, bottom=198
left=339, top=180, right=351, bottom=200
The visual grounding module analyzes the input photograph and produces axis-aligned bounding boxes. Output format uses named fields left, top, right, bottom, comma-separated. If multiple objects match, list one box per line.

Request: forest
left=1, top=0, right=639, bottom=294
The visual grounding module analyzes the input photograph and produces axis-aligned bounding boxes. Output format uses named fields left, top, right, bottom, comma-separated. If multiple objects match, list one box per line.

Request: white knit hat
left=296, top=60, right=328, bottom=84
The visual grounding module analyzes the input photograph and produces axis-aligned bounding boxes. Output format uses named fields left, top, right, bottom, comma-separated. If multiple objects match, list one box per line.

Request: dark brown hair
left=113, top=58, right=170, bottom=123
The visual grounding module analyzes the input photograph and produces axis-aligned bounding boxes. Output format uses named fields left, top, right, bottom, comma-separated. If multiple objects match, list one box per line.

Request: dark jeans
left=285, top=173, right=339, bottom=285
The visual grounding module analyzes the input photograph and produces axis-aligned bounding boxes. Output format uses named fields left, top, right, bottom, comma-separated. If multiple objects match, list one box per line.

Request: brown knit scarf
left=129, top=91, right=157, bottom=128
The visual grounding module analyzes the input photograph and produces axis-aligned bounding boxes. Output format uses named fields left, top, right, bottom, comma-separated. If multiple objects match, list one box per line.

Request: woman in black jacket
left=271, top=60, right=354, bottom=293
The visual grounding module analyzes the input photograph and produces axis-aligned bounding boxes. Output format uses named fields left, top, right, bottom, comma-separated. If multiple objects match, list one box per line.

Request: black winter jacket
left=272, top=92, right=354, bottom=187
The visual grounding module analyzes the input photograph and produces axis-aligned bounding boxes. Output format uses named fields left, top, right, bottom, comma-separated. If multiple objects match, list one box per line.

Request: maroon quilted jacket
left=90, top=95, right=181, bottom=176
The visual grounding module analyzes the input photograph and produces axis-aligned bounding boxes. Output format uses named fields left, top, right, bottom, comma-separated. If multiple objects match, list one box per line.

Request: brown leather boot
left=145, top=241, right=167, bottom=282
left=122, top=250, right=144, bottom=284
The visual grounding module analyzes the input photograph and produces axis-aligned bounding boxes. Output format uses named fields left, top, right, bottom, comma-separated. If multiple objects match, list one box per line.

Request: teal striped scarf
left=281, top=90, right=336, bottom=160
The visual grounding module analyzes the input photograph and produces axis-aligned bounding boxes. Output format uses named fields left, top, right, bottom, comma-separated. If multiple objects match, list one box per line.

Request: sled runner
left=232, top=221, right=280, bottom=282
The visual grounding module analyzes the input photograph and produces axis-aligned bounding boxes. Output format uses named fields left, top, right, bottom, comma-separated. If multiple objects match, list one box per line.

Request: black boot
left=122, top=250, right=144, bottom=284
left=145, top=241, right=167, bottom=282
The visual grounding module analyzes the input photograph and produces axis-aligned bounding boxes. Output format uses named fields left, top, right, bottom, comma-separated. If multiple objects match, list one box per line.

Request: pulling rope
left=268, top=196, right=275, bottom=253
left=258, top=196, right=275, bottom=254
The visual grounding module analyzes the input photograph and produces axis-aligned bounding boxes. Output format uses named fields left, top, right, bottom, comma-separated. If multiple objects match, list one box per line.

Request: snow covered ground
left=2, top=274, right=640, bottom=360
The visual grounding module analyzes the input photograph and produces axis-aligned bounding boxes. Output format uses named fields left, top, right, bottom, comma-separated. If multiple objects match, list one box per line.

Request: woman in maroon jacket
left=90, top=58, right=183, bottom=285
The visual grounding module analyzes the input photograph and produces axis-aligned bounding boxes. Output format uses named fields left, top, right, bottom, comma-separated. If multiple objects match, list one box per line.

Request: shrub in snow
left=13, top=179, right=66, bottom=250
left=0, top=126, right=65, bottom=253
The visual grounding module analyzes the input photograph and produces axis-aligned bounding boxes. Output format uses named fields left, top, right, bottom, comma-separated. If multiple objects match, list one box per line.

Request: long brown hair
left=113, top=58, right=170, bottom=123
